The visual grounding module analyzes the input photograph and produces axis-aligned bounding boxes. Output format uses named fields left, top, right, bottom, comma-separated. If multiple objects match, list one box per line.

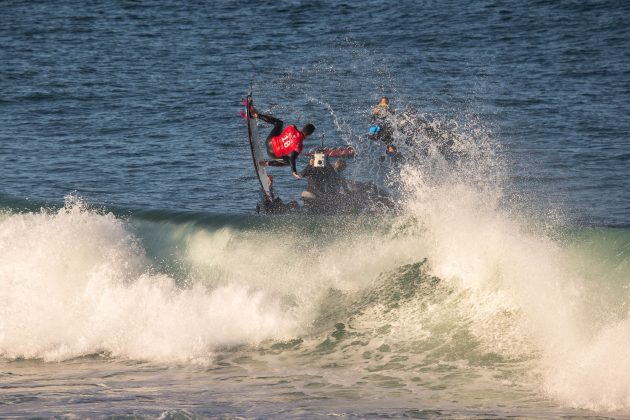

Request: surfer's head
left=379, top=96, right=390, bottom=107
left=302, top=124, right=315, bottom=137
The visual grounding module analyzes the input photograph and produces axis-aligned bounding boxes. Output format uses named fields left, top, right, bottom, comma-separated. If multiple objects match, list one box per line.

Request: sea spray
left=394, top=112, right=630, bottom=411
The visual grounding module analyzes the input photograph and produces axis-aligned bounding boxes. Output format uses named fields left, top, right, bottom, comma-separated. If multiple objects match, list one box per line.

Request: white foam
left=544, top=318, right=630, bottom=410
left=0, top=199, right=296, bottom=363
left=0, top=197, right=424, bottom=364
left=397, top=132, right=630, bottom=411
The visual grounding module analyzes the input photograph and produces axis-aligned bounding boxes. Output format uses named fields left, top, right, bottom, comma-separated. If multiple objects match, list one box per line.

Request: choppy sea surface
left=1, top=0, right=629, bottom=417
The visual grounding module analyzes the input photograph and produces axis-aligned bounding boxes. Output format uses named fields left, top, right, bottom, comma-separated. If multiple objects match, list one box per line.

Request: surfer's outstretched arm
left=269, top=154, right=299, bottom=175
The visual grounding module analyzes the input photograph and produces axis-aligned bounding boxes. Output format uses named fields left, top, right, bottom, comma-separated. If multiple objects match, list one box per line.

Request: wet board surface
left=245, top=93, right=272, bottom=200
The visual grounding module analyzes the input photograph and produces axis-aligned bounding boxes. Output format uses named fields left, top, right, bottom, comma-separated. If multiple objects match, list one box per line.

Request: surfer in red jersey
left=249, top=102, right=315, bottom=179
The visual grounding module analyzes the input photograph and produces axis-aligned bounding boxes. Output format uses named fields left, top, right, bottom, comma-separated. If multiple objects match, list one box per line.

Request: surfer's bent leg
left=267, top=140, right=277, bottom=158
left=258, top=113, right=284, bottom=158
left=265, top=157, right=290, bottom=167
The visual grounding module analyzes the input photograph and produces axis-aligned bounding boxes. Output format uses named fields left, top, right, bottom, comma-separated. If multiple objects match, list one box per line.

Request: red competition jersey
left=271, top=125, right=304, bottom=157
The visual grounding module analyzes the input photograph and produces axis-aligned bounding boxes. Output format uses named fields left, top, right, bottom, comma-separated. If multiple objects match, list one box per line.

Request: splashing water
left=0, top=112, right=628, bottom=414
left=392, top=112, right=630, bottom=411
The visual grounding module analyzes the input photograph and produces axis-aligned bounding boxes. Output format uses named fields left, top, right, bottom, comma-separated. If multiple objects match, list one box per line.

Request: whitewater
left=2, top=119, right=628, bottom=416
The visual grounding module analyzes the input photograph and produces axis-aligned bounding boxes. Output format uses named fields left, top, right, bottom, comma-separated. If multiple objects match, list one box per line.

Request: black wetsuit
left=301, top=163, right=344, bottom=196
left=257, top=113, right=300, bottom=174
left=370, top=106, right=395, bottom=145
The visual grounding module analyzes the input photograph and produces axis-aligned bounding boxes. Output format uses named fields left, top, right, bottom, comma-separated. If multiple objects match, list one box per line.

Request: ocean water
left=1, top=0, right=629, bottom=417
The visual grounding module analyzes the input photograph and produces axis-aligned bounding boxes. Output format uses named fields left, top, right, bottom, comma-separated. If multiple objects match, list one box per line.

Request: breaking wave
left=0, top=108, right=628, bottom=413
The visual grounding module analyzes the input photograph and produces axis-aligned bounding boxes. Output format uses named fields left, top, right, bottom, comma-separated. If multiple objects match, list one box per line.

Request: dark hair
left=302, top=123, right=315, bottom=136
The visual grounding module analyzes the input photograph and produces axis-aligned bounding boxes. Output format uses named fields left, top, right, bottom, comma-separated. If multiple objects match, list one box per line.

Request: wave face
left=1, top=113, right=629, bottom=414
left=1, top=201, right=628, bottom=412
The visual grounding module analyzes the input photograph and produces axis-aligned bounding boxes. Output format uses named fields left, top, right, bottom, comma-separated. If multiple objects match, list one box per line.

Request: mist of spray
left=393, top=110, right=630, bottom=411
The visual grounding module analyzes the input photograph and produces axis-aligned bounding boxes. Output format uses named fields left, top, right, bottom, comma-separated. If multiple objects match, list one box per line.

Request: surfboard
left=245, top=93, right=273, bottom=201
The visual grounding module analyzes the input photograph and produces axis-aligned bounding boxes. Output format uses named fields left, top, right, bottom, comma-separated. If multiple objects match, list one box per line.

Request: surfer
left=368, top=96, right=395, bottom=146
left=372, top=96, right=393, bottom=119
left=249, top=104, right=315, bottom=179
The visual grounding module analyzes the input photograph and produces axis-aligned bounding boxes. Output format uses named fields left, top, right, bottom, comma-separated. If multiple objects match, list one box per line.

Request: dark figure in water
left=248, top=102, right=315, bottom=179
left=299, top=155, right=351, bottom=213
left=368, top=96, right=395, bottom=146
left=300, top=156, right=345, bottom=198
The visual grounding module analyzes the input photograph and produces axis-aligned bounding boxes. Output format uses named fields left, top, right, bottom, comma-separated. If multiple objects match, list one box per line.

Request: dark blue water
left=1, top=1, right=630, bottom=417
